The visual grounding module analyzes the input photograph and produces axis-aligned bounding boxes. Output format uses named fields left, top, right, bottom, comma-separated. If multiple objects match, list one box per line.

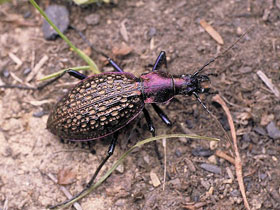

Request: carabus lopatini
left=45, top=48, right=217, bottom=208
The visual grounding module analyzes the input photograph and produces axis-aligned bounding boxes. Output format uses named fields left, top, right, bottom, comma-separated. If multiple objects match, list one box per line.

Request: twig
left=8, top=52, right=23, bottom=70
left=212, top=95, right=250, bottom=210
left=215, top=150, right=235, bottom=165
left=257, top=70, right=280, bottom=99
left=26, top=55, right=49, bottom=82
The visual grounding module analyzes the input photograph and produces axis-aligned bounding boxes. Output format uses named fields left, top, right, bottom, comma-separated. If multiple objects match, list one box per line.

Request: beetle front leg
left=152, top=51, right=167, bottom=71
left=142, top=107, right=156, bottom=136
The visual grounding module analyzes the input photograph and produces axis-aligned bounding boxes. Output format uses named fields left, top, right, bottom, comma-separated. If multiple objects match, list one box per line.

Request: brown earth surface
left=0, top=0, right=280, bottom=210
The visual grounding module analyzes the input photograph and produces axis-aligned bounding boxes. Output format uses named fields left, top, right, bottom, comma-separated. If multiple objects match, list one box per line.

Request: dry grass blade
left=212, top=95, right=250, bottom=210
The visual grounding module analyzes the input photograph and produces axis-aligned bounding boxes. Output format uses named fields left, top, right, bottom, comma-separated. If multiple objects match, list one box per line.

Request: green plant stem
left=29, top=0, right=100, bottom=74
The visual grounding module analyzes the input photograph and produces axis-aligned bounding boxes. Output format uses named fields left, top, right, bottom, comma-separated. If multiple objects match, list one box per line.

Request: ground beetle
left=0, top=28, right=250, bottom=208
left=45, top=48, right=215, bottom=208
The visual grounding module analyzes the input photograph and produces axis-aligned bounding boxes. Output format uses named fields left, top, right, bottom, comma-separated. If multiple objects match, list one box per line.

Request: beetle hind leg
left=49, top=132, right=119, bottom=209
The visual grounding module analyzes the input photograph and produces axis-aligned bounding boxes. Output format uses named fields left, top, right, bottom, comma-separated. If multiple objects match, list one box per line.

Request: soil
left=0, top=1, right=280, bottom=210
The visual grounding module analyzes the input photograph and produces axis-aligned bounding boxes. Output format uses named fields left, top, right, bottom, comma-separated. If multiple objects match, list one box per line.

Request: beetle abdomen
left=47, top=72, right=144, bottom=141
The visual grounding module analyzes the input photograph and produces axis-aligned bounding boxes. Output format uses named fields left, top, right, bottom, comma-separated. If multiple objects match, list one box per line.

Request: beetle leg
left=86, top=132, right=118, bottom=187
left=142, top=108, right=165, bottom=169
left=152, top=51, right=167, bottom=71
left=142, top=107, right=156, bottom=136
left=67, top=69, right=87, bottom=80
left=36, top=69, right=87, bottom=90
left=151, top=104, right=172, bottom=126
left=107, top=58, right=124, bottom=73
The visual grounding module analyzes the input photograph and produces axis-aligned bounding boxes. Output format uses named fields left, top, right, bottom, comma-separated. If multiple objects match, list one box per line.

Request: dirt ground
left=0, top=0, right=280, bottom=210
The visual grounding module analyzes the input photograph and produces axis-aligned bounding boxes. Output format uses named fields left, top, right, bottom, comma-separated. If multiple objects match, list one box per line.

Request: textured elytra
left=47, top=72, right=144, bottom=141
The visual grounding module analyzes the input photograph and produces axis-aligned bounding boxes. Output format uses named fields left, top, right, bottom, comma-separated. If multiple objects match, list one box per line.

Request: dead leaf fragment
left=200, top=20, right=224, bottom=45
left=57, top=168, right=76, bottom=185
left=120, top=19, right=128, bottom=42
left=150, top=171, right=161, bottom=187
left=112, top=43, right=132, bottom=56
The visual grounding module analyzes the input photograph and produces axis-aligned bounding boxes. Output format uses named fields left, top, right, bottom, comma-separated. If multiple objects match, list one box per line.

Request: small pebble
left=192, top=147, right=213, bottom=157
left=230, top=189, right=240, bottom=197
left=23, top=68, right=31, bottom=76
left=84, top=14, right=100, bottom=26
left=42, top=5, right=69, bottom=40
left=259, top=173, right=267, bottom=180
left=148, top=27, right=157, bottom=38
left=239, top=66, right=252, bottom=74
left=200, top=163, right=222, bottom=174
left=2, top=69, right=10, bottom=78
left=266, top=121, right=280, bottom=139
left=208, top=155, right=217, bottom=164
left=116, top=163, right=124, bottom=173
left=209, top=141, right=218, bottom=150
left=175, top=149, right=182, bottom=157
left=219, top=115, right=230, bottom=131
left=236, top=27, right=243, bottom=36
left=242, top=133, right=251, bottom=142
left=185, top=119, right=194, bottom=129
left=253, top=126, right=267, bottom=136
left=23, top=11, right=32, bottom=19
left=33, top=110, right=45, bottom=118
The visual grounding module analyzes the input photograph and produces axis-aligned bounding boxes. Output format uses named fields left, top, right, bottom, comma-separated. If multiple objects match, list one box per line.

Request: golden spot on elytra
left=120, top=97, right=127, bottom=103
left=91, top=83, right=97, bottom=88
left=99, top=105, right=106, bottom=111
left=99, top=90, right=105, bottom=95
left=111, top=111, right=118, bottom=117
left=86, top=95, right=92, bottom=100
left=100, top=116, right=106, bottom=121
left=89, top=109, right=96, bottom=115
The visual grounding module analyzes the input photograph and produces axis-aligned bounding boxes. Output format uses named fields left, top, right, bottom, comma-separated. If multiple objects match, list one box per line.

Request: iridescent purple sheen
left=140, top=71, right=194, bottom=103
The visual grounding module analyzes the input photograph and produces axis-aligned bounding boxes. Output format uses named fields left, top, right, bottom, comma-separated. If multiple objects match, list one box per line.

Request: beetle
left=45, top=49, right=216, bottom=208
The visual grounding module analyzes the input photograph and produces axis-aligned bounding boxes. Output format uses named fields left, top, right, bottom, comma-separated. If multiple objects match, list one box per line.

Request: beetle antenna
left=192, top=25, right=254, bottom=77
left=70, top=25, right=111, bottom=60
left=193, top=92, right=234, bottom=149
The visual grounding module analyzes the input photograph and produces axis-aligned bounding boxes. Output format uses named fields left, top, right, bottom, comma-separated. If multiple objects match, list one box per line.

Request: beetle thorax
left=140, top=71, right=175, bottom=103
